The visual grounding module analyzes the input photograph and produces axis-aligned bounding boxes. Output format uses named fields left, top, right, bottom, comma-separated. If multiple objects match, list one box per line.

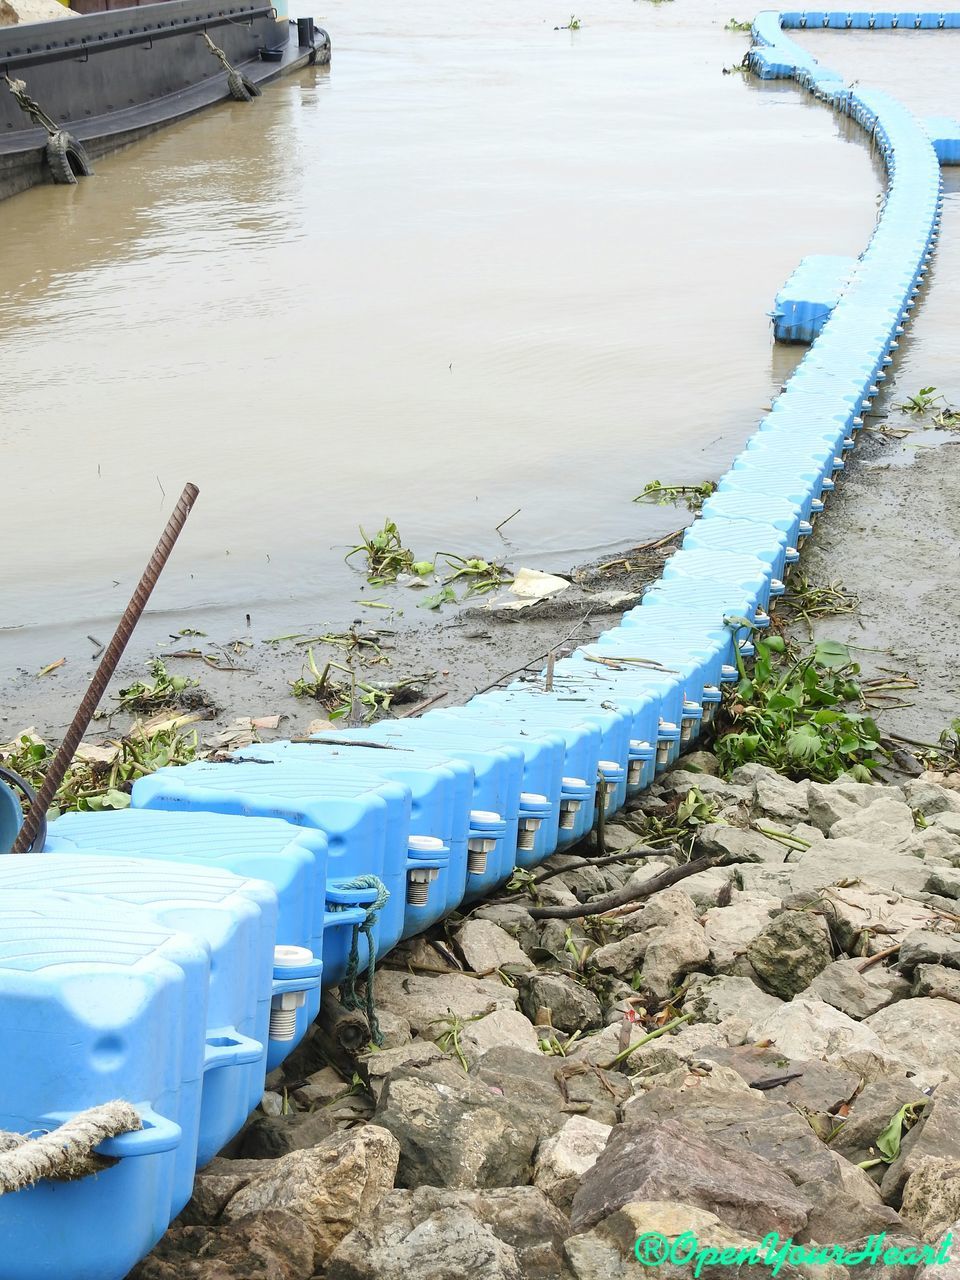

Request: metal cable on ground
left=0, top=1102, right=142, bottom=1193
left=10, top=483, right=199, bottom=854
left=329, top=874, right=389, bottom=1045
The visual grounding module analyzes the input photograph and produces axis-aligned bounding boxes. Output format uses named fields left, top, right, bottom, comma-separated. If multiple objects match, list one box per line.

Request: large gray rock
left=131, top=1211, right=315, bottom=1280
left=587, top=932, right=650, bottom=979
left=373, top=971, right=518, bottom=1038
left=359, top=1040, right=446, bottom=1101
left=641, top=917, right=711, bottom=999
left=866, top=999, right=960, bottom=1089
left=564, top=1201, right=800, bottom=1280
left=689, top=1044, right=859, bottom=1122
left=905, top=779, right=960, bottom=818
left=455, top=920, right=536, bottom=974
left=899, top=931, right=960, bottom=974
left=915, top=1221, right=960, bottom=1280
left=697, top=826, right=790, bottom=865
left=223, top=1125, right=399, bottom=1266
left=913, top=964, right=960, bottom=1004
left=533, top=1115, right=611, bottom=1212
left=231, top=1108, right=340, bottom=1160
left=807, top=780, right=892, bottom=833
left=829, top=798, right=917, bottom=843
left=900, top=1157, right=960, bottom=1241
left=687, top=974, right=783, bottom=1025
left=617, top=888, right=698, bottom=933
left=736, top=864, right=795, bottom=898
left=519, top=973, right=603, bottom=1034
left=748, top=998, right=903, bottom=1079
left=459, top=1009, right=542, bottom=1063
left=753, top=774, right=810, bottom=824
left=804, top=957, right=910, bottom=1020
left=372, top=1067, right=548, bottom=1190
left=472, top=903, right=540, bottom=956
left=819, top=887, right=938, bottom=956
left=622, top=1068, right=839, bottom=1189
left=789, top=840, right=931, bottom=900
left=746, top=911, right=833, bottom=999
left=326, top=1186, right=571, bottom=1280
left=702, top=898, right=780, bottom=971
left=471, top=1045, right=629, bottom=1127
left=569, top=1119, right=810, bottom=1237
left=799, top=1174, right=908, bottom=1245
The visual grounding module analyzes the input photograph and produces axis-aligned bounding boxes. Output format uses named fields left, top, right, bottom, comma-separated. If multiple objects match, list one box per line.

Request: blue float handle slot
left=203, top=1029, right=264, bottom=1072
left=39, top=1106, right=183, bottom=1159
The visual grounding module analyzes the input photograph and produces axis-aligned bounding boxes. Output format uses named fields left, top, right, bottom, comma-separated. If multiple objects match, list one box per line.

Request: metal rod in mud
left=10, top=482, right=199, bottom=854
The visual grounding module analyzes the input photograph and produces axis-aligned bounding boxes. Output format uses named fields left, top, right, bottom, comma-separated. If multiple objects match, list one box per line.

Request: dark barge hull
left=0, top=0, right=328, bottom=201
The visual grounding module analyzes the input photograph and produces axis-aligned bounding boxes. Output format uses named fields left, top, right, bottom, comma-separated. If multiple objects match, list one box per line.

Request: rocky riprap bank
left=128, top=760, right=960, bottom=1280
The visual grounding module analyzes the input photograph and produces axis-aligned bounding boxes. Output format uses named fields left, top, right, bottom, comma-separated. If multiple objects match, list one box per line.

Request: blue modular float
left=0, top=856, right=276, bottom=1168
left=0, top=893, right=209, bottom=1275
left=2, top=12, right=952, bottom=1276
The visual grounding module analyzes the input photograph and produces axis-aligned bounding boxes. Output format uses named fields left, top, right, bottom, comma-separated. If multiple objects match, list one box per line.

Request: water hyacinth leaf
left=876, top=1101, right=928, bottom=1162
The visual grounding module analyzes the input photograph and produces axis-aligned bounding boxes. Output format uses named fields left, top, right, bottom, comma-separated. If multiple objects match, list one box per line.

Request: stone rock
left=682, top=751, right=721, bottom=775
left=617, top=888, right=698, bottom=932
left=533, top=879, right=580, bottom=908
left=925, top=867, right=960, bottom=901
left=915, top=1221, right=960, bottom=1280
left=687, top=974, right=783, bottom=1025
left=459, top=1009, right=542, bottom=1062
left=697, top=826, right=790, bottom=865
left=828, top=1079, right=931, bottom=1168
left=899, top=930, right=960, bottom=974
left=702, top=898, right=780, bottom=971
left=900, top=1158, right=960, bottom=1241
left=736, top=865, right=795, bottom=899
left=372, top=1066, right=548, bottom=1189
left=829, top=798, right=917, bottom=843
left=359, top=1040, right=446, bottom=1100
left=931, top=813, right=960, bottom=837
left=0, top=0, right=77, bottom=26
left=454, top=920, right=536, bottom=974
left=789, top=839, right=931, bottom=900
left=804, top=957, right=910, bottom=1020
left=746, top=911, right=833, bottom=999
left=533, top=1115, right=611, bottom=1212
left=641, top=918, right=711, bottom=1000
left=472, top=903, right=541, bottom=956
left=326, top=1186, right=571, bottom=1280
left=260, top=1091, right=284, bottom=1117
left=799, top=1176, right=907, bottom=1245
left=564, top=1200, right=793, bottom=1280
left=587, top=932, right=649, bottom=978
left=373, top=970, right=518, bottom=1038
left=914, top=964, right=960, bottom=1003
left=748, top=998, right=901, bottom=1079
left=224, top=1126, right=399, bottom=1266
left=290, top=1066, right=352, bottom=1110
left=471, top=1045, right=630, bottom=1127
left=879, top=1082, right=960, bottom=1204
left=905, top=779, right=960, bottom=818
left=819, top=887, right=938, bottom=956
left=231, top=1108, right=340, bottom=1160
left=807, top=780, right=891, bottom=833
left=519, top=973, right=603, bottom=1034
left=845, top=1234, right=935, bottom=1280
left=176, top=1159, right=265, bottom=1227
left=866, top=999, right=960, bottom=1089
left=689, top=1045, right=859, bottom=1120
left=658, top=768, right=743, bottom=799
left=622, top=1071, right=839, bottom=1188
left=131, top=1211, right=315, bottom=1280
left=569, top=1119, right=810, bottom=1236
left=753, top=774, right=810, bottom=824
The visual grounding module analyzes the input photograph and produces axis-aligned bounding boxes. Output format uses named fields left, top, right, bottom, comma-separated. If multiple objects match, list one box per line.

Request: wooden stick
left=528, top=855, right=719, bottom=921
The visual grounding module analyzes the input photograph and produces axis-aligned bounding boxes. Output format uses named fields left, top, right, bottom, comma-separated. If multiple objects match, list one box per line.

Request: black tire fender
left=45, top=130, right=94, bottom=185
left=227, top=69, right=262, bottom=101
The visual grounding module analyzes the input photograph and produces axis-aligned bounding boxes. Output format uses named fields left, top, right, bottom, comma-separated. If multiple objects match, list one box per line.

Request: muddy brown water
left=1, top=3, right=957, bottom=738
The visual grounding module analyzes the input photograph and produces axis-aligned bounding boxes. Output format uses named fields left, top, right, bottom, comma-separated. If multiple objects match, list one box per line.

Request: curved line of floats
left=0, top=13, right=953, bottom=1279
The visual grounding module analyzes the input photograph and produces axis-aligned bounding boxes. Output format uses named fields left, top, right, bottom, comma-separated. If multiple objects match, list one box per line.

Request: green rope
left=330, top=874, right=389, bottom=1046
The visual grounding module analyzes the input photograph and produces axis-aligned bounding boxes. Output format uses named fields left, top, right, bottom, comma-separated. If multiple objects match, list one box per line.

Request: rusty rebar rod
left=10, top=482, right=199, bottom=854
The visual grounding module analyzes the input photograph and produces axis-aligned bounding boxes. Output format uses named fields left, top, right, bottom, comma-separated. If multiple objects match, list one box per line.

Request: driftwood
left=527, top=854, right=720, bottom=921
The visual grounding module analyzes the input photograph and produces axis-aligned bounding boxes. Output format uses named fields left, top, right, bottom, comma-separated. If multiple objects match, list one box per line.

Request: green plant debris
left=634, top=480, right=717, bottom=512
left=781, top=574, right=860, bottom=637
left=629, top=786, right=726, bottom=858
left=419, top=586, right=457, bottom=611
left=437, top=553, right=513, bottom=597
left=722, top=60, right=750, bottom=74
left=556, top=14, right=581, bottom=28
left=117, top=659, right=200, bottom=712
left=290, top=648, right=431, bottom=721
left=725, top=17, right=752, bottom=30
left=1, top=723, right=198, bottom=818
left=715, top=634, right=885, bottom=783
left=345, top=519, right=427, bottom=583
left=855, top=1100, right=928, bottom=1169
